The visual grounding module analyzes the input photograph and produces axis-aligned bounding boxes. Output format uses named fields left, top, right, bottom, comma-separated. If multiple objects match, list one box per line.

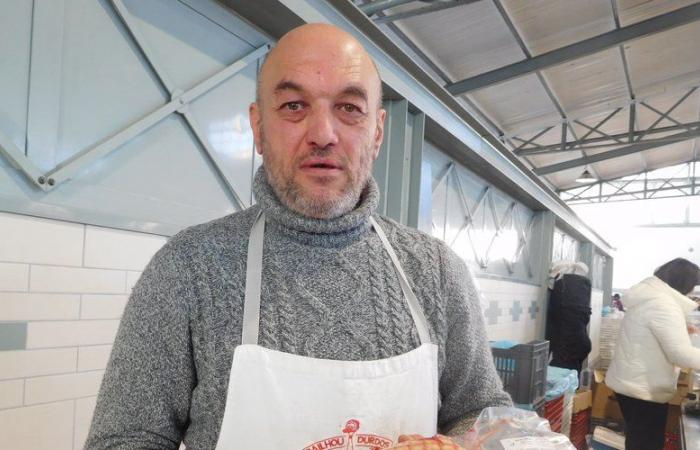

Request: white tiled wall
left=476, top=277, right=544, bottom=343
left=0, top=211, right=167, bottom=450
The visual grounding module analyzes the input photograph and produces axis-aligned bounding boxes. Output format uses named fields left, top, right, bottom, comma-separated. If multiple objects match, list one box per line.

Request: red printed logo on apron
left=302, top=419, right=394, bottom=450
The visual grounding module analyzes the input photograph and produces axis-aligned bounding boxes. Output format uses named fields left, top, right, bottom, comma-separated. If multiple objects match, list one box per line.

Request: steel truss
left=0, top=0, right=269, bottom=210
left=560, top=161, right=700, bottom=204
left=509, top=86, right=700, bottom=176
left=431, top=163, right=535, bottom=274
left=359, top=0, right=476, bottom=23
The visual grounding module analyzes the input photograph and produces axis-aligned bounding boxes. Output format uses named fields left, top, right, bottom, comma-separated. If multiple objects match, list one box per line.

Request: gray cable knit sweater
left=85, top=168, right=511, bottom=450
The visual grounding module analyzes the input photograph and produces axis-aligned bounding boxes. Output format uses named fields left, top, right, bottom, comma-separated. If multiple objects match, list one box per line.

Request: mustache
left=297, top=146, right=348, bottom=165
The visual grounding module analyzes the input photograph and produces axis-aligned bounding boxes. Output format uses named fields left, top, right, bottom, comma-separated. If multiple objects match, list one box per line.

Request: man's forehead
left=258, top=25, right=381, bottom=99
left=271, top=78, right=371, bottom=106
left=265, top=50, right=374, bottom=85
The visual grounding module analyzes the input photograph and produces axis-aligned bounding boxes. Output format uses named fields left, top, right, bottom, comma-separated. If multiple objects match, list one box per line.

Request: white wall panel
left=84, top=225, right=166, bottom=271
left=0, top=401, right=74, bottom=450
left=0, top=380, right=24, bottom=409
left=0, top=348, right=78, bottom=380
left=0, top=211, right=174, bottom=449
left=188, top=64, right=259, bottom=207
left=74, top=396, right=98, bottom=450
left=0, top=212, right=84, bottom=266
left=0, top=293, right=80, bottom=321
left=123, top=0, right=258, bottom=89
left=0, top=0, right=32, bottom=152
left=0, top=0, right=270, bottom=236
left=0, top=263, right=29, bottom=292
left=24, top=370, right=104, bottom=405
left=42, top=0, right=167, bottom=171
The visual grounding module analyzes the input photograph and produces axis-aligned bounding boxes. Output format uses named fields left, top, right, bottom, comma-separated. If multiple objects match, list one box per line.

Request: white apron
left=213, top=212, right=439, bottom=450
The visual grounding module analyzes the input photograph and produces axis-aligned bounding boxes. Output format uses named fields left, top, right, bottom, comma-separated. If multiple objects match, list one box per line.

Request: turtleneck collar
left=252, top=166, right=379, bottom=243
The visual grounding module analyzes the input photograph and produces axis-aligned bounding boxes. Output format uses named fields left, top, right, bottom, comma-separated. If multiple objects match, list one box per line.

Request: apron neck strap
left=241, top=212, right=432, bottom=346
left=241, top=210, right=265, bottom=345
left=368, top=216, right=432, bottom=345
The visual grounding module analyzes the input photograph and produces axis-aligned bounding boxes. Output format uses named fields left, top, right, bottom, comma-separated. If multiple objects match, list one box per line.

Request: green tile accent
left=0, top=322, right=27, bottom=350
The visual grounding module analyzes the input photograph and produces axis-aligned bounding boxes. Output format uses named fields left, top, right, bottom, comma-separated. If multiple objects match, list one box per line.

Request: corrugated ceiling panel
left=393, top=1, right=524, bottom=79
left=501, top=0, right=614, bottom=55
left=617, top=0, right=700, bottom=26
left=541, top=48, right=630, bottom=112
left=569, top=106, right=632, bottom=141
left=589, top=152, right=647, bottom=180
left=468, top=74, right=559, bottom=132
left=526, top=148, right=584, bottom=168
left=582, top=144, right=648, bottom=180
left=643, top=140, right=697, bottom=167
left=545, top=166, right=595, bottom=189
left=512, top=124, right=563, bottom=147
left=626, top=22, right=700, bottom=93
left=634, top=88, right=700, bottom=129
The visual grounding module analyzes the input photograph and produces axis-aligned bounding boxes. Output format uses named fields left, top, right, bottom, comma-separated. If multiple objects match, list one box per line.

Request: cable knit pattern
left=85, top=166, right=512, bottom=450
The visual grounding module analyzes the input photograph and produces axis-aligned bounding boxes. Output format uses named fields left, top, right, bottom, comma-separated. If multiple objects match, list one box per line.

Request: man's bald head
left=256, top=23, right=383, bottom=109
left=248, top=22, right=387, bottom=219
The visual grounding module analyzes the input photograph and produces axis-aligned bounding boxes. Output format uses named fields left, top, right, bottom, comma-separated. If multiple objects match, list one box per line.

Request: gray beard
left=264, top=163, right=369, bottom=219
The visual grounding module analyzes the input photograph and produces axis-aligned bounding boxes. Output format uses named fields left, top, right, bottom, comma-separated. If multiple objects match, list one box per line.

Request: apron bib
left=214, top=212, right=439, bottom=450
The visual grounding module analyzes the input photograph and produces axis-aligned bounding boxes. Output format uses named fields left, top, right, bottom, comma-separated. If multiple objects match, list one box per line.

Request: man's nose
left=306, top=108, right=339, bottom=149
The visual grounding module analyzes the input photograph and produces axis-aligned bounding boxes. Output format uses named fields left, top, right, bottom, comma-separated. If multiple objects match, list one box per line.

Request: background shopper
left=606, top=258, right=700, bottom=450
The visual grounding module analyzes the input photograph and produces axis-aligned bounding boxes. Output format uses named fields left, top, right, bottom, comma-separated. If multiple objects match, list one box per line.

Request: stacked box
left=491, top=340, right=549, bottom=405
left=598, top=317, right=623, bottom=369
left=544, top=395, right=565, bottom=433
left=515, top=396, right=546, bottom=417
left=570, top=409, right=591, bottom=450
left=664, top=432, right=680, bottom=450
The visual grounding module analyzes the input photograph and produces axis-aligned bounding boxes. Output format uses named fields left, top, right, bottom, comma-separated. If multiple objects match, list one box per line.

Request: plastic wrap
left=466, top=407, right=576, bottom=450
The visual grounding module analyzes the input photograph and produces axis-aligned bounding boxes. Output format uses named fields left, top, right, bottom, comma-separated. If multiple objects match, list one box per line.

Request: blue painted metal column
left=532, top=211, right=556, bottom=339
left=373, top=100, right=426, bottom=227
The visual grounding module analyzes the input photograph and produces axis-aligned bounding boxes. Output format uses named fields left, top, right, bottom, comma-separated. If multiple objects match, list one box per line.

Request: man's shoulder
left=375, top=215, right=451, bottom=252
left=164, top=205, right=261, bottom=257
left=373, top=215, right=456, bottom=262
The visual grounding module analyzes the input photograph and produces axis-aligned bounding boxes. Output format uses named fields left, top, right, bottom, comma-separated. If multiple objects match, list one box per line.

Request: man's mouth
left=300, top=159, right=343, bottom=171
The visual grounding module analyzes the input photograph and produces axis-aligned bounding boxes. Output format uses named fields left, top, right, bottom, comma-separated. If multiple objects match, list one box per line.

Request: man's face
left=250, top=27, right=385, bottom=219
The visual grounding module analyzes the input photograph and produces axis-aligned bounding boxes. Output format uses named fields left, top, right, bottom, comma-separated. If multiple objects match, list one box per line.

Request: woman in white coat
left=606, top=258, right=700, bottom=450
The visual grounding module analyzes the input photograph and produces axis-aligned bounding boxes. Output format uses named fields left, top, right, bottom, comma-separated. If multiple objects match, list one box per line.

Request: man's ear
left=372, top=108, right=386, bottom=160
left=249, top=102, right=263, bottom=155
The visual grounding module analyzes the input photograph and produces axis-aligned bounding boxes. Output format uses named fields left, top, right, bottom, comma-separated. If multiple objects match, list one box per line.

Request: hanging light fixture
left=575, top=168, right=596, bottom=183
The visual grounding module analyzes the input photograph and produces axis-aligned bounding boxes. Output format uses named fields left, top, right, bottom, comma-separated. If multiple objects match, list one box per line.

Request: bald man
left=85, top=24, right=511, bottom=450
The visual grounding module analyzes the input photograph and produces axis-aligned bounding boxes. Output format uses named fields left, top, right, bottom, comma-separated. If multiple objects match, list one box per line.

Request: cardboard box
left=668, top=383, right=689, bottom=406
left=573, top=390, right=592, bottom=414
left=591, top=369, right=687, bottom=422
left=591, top=370, right=623, bottom=421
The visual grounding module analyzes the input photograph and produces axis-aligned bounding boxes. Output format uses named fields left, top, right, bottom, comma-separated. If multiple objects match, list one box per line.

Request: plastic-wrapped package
left=466, top=407, right=576, bottom=450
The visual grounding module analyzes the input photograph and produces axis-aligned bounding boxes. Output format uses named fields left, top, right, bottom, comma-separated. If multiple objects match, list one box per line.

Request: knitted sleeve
left=84, top=235, right=196, bottom=450
left=436, top=243, right=513, bottom=435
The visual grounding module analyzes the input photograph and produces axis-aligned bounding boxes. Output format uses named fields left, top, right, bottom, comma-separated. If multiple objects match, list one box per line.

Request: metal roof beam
left=445, top=2, right=700, bottom=94
left=360, top=0, right=415, bottom=15
left=518, top=122, right=700, bottom=155
left=516, top=107, right=700, bottom=154
left=534, top=127, right=700, bottom=175
left=374, top=0, right=481, bottom=24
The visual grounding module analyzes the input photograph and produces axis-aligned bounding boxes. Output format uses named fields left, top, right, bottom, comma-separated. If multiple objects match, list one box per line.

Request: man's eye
left=283, top=102, right=303, bottom=111
left=340, top=104, right=361, bottom=114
